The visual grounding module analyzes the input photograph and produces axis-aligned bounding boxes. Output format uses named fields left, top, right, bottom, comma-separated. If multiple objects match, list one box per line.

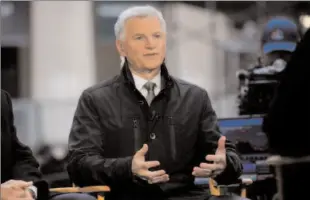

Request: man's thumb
left=15, top=181, right=33, bottom=188
left=136, top=144, right=148, bottom=156
left=217, top=136, right=226, bottom=153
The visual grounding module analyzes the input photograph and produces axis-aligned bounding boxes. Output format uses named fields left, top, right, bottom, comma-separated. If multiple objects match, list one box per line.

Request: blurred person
left=263, top=26, right=310, bottom=159
left=1, top=89, right=96, bottom=200
left=67, top=5, right=246, bottom=200
left=261, top=17, right=305, bottom=156
left=237, top=17, right=300, bottom=115
left=260, top=16, right=300, bottom=67
left=262, top=27, right=310, bottom=200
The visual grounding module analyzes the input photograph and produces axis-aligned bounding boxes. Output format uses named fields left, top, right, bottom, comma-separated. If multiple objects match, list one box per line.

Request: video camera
left=237, top=58, right=286, bottom=115
left=236, top=16, right=300, bottom=115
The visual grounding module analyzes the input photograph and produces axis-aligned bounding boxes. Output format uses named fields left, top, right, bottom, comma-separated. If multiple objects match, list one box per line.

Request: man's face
left=116, top=16, right=166, bottom=71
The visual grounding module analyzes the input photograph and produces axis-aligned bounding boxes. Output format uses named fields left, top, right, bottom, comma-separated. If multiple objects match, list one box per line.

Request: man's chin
left=145, top=66, right=160, bottom=70
left=143, top=62, right=163, bottom=70
left=143, top=66, right=161, bottom=73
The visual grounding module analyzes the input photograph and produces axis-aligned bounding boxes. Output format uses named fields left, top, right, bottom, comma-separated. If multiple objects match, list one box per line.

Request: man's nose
left=145, top=38, right=156, bottom=49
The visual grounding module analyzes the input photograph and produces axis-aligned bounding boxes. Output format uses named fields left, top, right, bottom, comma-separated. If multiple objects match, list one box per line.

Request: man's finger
left=210, top=168, right=224, bottom=178
left=217, top=136, right=226, bottom=153
left=136, top=144, right=148, bottom=157
left=9, top=180, right=33, bottom=189
left=25, top=190, right=34, bottom=198
left=12, top=190, right=27, bottom=198
left=199, top=163, right=224, bottom=171
left=15, top=198, right=34, bottom=200
left=205, top=154, right=225, bottom=163
left=144, top=161, right=160, bottom=169
left=149, top=174, right=169, bottom=184
left=148, top=170, right=166, bottom=179
left=192, top=167, right=212, bottom=177
left=212, top=169, right=223, bottom=176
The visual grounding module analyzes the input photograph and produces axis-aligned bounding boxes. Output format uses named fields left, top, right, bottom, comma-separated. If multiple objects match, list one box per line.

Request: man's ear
left=116, top=40, right=126, bottom=57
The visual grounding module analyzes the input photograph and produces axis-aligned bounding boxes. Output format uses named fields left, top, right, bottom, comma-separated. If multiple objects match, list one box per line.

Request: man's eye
left=135, top=36, right=143, bottom=40
left=154, top=34, right=161, bottom=38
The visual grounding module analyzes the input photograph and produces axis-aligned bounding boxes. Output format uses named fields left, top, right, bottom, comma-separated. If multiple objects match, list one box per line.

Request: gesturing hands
left=132, top=144, right=169, bottom=184
left=1, top=180, right=34, bottom=200
left=192, top=136, right=227, bottom=178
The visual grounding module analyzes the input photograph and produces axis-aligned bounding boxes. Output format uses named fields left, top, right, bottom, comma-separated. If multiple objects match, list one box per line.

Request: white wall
left=30, top=1, right=96, bottom=100
left=30, top=1, right=96, bottom=143
left=163, top=3, right=240, bottom=117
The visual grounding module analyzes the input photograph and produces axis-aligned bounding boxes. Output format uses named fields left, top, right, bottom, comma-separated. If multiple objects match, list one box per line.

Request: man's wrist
left=132, top=173, right=149, bottom=185
left=27, top=186, right=37, bottom=199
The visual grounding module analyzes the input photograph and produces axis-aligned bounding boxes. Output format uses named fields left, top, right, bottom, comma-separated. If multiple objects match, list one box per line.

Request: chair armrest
left=50, top=186, right=111, bottom=193
left=266, top=155, right=310, bottom=166
left=209, top=178, right=253, bottom=197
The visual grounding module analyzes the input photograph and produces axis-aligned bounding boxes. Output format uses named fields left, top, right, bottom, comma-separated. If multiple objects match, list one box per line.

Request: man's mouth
left=144, top=53, right=158, bottom=56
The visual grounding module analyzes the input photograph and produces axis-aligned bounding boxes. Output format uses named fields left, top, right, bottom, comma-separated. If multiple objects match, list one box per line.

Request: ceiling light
left=300, top=15, right=310, bottom=29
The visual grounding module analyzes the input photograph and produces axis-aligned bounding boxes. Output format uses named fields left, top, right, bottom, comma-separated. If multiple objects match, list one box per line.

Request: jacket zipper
left=168, top=117, right=177, bottom=161
left=133, top=118, right=141, bottom=151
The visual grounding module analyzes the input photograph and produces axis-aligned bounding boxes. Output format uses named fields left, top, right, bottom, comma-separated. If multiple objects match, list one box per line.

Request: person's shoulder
left=81, top=75, right=120, bottom=98
left=1, top=89, right=9, bottom=98
left=1, top=90, right=12, bottom=116
left=1, top=89, right=11, bottom=104
left=172, top=77, right=208, bottom=95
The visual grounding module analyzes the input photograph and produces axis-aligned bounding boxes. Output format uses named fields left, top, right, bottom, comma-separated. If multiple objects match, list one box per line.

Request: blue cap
left=262, top=17, right=300, bottom=54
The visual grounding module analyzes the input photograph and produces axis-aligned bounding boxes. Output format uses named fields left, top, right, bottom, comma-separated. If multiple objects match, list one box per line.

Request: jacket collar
left=120, top=58, right=173, bottom=90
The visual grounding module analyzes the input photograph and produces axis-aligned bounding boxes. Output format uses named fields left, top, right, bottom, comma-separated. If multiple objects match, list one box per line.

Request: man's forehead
left=124, top=16, right=163, bottom=34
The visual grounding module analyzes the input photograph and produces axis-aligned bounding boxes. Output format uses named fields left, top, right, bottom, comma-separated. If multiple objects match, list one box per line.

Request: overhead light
left=299, top=15, right=310, bottom=29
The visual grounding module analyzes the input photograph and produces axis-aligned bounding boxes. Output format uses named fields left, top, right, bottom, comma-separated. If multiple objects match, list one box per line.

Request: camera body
left=237, top=59, right=286, bottom=115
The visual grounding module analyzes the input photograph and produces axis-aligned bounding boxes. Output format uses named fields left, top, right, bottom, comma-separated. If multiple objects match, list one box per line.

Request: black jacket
left=263, top=28, right=310, bottom=157
left=1, top=90, right=49, bottom=200
left=67, top=62, right=242, bottom=199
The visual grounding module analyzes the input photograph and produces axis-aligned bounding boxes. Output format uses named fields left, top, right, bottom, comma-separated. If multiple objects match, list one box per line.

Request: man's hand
left=1, top=180, right=34, bottom=200
left=192, top=136, right=227, bottom=178
left=132, top=144, right=169, bottom=184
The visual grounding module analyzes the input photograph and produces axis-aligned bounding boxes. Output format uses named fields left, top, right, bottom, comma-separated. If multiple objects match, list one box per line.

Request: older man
left=67, top=5, right=245, bottom=200
left=1, top=90, right=96, bottom=200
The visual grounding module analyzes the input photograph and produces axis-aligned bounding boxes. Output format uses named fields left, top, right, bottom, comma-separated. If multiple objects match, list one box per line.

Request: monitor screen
left=218, top=117, right=269, bottom=156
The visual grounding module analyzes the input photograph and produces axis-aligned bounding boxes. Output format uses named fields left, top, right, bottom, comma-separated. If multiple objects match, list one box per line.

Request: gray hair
left=114, top=5, right=166, bottom=41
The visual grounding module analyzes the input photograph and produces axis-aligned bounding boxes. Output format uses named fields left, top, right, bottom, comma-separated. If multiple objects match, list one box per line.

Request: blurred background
left=1, top=1, right=310, bottom=190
